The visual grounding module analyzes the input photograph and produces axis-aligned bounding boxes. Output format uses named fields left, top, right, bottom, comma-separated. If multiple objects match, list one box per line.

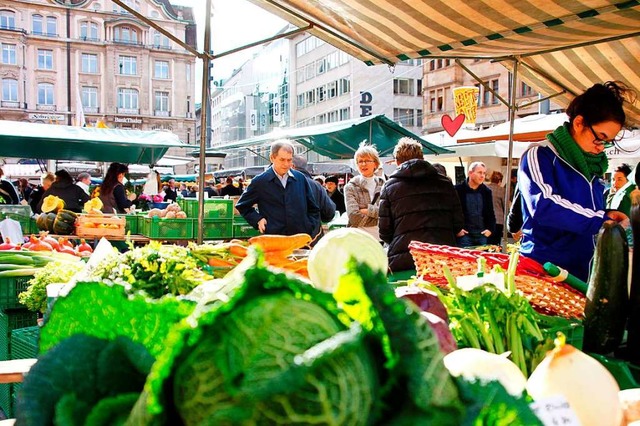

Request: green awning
left=0, top=120, right=188, bottom=164
left=213, top=115, right=451, bottom=158
left=248, top=0, right=640, bottom=126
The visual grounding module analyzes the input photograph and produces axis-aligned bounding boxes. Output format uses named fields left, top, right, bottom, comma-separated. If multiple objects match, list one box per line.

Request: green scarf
left=547, top=123, right=608, bottom=179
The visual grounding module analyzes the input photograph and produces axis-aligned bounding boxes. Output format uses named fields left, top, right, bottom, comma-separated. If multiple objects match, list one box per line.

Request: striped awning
left=249, top=0, right=640, bottom=124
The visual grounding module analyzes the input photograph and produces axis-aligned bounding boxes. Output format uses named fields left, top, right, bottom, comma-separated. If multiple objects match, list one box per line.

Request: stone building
left=0, top=0, right=197, bottom=149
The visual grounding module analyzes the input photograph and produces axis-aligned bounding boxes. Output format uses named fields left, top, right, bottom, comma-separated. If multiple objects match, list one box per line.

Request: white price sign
left=530, top=395, right=581, bottom=426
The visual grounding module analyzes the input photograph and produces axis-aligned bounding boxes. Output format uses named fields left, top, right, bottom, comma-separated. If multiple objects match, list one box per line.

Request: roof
left=248, top=0, right=640, bottom=126
left=0, top=121, right=187, bottom=165
left=215, top=115, right=451, bottom=158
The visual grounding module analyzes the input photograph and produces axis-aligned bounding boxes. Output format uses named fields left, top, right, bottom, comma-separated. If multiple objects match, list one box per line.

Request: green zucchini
left=583, top=222, right=629, bottom=355
left=626, top=199, right=640, bottom=363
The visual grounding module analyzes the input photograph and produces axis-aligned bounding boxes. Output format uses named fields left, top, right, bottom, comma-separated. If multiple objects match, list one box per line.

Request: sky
left=168, top=0, right=287, bottom=103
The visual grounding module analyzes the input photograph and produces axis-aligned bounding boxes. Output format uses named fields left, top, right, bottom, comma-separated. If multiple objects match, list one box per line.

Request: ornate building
left=0, top=0, right=197, bottom=146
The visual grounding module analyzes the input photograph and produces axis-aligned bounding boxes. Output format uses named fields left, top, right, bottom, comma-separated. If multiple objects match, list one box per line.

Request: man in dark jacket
left=454, top=161, right=496, bottom=247
left=236, top=140, right=320, bottom=237
left=292, top=155, right=336, bottom=237
left=379, top=138, right=464, bottom=272
left=324, top=175, right=346, bottom=215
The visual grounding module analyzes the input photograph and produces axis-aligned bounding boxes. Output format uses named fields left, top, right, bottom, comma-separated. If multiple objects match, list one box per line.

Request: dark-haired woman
left=99, top=162, right=134, bottom=214
left=517, top=81, right=634, bottom=282
left=37, top=169, right=89, bottom=213
left=606, top=163, right=635, bottom=217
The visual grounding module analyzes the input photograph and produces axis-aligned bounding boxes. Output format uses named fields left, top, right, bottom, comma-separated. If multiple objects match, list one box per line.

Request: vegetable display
left=18, top=244, right=539, bottom=425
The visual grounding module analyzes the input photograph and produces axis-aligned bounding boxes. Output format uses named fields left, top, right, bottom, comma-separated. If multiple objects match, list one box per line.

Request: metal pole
left=196, top=0, right=212, bottom=244
left=503, top=59, right=519, bottom=249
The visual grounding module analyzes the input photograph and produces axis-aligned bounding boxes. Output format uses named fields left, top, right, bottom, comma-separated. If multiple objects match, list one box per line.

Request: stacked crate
left=184, top=199, right=234, bottom=240
left=0, top=205, right=32, bottom=236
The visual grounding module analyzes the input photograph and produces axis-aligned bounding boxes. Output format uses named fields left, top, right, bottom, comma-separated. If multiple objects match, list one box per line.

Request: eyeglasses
left=588, top=125, right=623, bottom=147
left=357, top=159, right=375, bottom=165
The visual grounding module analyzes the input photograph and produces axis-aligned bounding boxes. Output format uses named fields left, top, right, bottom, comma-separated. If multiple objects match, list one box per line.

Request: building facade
left=0, top=0, right=197, bottom=149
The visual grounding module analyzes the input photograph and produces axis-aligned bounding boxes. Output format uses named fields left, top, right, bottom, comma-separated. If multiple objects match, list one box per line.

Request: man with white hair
left=454, top=161, right=496, bottom=247
left=76, top=172, right=91, bottom=195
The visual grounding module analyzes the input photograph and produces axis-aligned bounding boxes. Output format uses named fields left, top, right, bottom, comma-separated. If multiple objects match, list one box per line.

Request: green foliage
left=18, top=260, right=84, bottom=313
left=89, top=241, right=212, bottom=298
left=15, top=335, right=152, bottom=426
left=39, top=281, right=194, bottom=357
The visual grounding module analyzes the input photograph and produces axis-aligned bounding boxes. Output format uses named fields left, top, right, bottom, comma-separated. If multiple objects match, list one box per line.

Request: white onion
left=443, top=348, right=527, bottom=396
left=526, top=343, right=622, bottom=426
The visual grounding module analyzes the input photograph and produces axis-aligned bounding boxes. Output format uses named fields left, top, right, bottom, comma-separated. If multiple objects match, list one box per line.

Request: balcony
left=79, top=36, right=101, bottom=42
left=186, top=112, right=193, bottom=118
left=150, top=44, right=172, bottom=51
left=31, top=31, right=58, bottom=38
left=0, top=25, right=25, bottom=35
left=117, top=107, right=139, bottom=114
left=154, top=110, right=171, bottom=117
left=36, top=104, right=56, bottom=111
left=112, top=39, right=143, bottom=47
left=0, top=101, right=23, bottom=109
left=84, top=107, right=100, bottom=114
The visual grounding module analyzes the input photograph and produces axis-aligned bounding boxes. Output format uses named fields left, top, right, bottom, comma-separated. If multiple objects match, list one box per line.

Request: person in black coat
left=292, top=155, right=336, bottom=239
left=219, top=177, right=243, bottom=197
left=37, top=169, right=90, bottom=213
left=29, top=172, right=55, bottom=214
left=379, top=138, right=464, bottom=272
left=454, top=161, right=496, bottom=247
left=324, top=175, right=346, bottom=215
left=0, top=168, right=20, bottom=205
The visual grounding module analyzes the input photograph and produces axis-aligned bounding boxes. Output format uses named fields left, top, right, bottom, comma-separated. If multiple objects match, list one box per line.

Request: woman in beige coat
left=344, top=144, right=385, bottom=240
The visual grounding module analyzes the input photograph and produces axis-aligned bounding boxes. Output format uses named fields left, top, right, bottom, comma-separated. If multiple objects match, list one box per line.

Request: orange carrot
left=249, top=233, right=311, bottom=255
left=208, top=257, right=236, bottom=268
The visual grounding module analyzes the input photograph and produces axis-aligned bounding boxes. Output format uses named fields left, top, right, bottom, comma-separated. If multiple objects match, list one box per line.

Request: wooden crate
left=75, top=214, right=126, bottom=238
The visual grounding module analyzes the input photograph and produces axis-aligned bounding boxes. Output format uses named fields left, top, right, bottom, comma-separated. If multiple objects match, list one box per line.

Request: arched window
left=153, top=30, right=170, bottom=48
left=80, top=21, right=99, bottom=40
left=32, top=14, right=43, bottom=35
left=0, top=10, right=15, bottom=30
left=114, top=26, right=138, bottom=44
left=37, top=83, right=54, bottom=105
left=1, top=78, right=18, bottom=101
left=46, top=16, right=56, bottom=36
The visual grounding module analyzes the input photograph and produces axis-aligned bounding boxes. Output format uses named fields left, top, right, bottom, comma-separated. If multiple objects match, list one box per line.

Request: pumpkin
left=53, top=210, right=78, bottom=235
left=41, top=195, right=65, bottom=213
left=83, top=198, right=104, bottom=214
left=36, top=213, right=57, bottom=232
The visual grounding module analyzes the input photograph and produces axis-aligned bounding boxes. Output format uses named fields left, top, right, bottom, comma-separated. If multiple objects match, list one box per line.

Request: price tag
left=529, top=395, right=581, bottom=426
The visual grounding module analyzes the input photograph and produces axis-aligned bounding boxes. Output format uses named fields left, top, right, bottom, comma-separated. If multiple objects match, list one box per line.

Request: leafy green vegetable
left=89, top=241, right=212, bottom=298
left=39, top=281, right=194, bottom=357
left=19, top=260, right=84, bottom=313
left=15, top=335, right=153, bottom=426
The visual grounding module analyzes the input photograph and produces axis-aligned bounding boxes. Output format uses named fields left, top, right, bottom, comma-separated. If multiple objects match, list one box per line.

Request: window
left=154, top=61, right=169, bottom=79
left=316, top=58, right=326, bottom=75
left=393, top=78, right=414, bottom=95
left=328, top=110, right=339, bottom=123
left=417, top=109, right=423, bottom=127
left=81, top=86, right=98, bottom=108
left=491, top=79, right=499, bottom=105
left=81, top=53, right=98, bottom=73
left=475, top=83, right=482, bottom=105
left=305, top=90, right=315, bottom=105
left=2, top=78, right=18, bottom=101
left=186, top=63, right=191, bottom=82
left=119, top=56, right=137, bottom=75
left=297, top=94, right=304, bottom=109
left=114, top=26, right=138, bottom=44
left=417, top=79, right=423, bottom=96
left=437, top=88, right=444, bottom=112
left=296, top=68, right=304, bottom=84
left=155, top=91, right=169, bottom=112
left=304, top=63, right=315, bottom=80
left=1, top=44, right=16, bottom=65
left=32, top=14, right=43, bottom=35
left=80, top=21, right=99, bottom=40
left=327, top=81, right=337, bottom=98
left=37, top=83, right=54, bottom=105
left=340, top=107, right=350, bottom=121
left=521, top=81, right=534, bottom=97
left=482, top=81, right=490, bottom=106
left=117, top=88, right=138, bottom=109
left=153, top=30, right=171, bottom=48
left=46, top=16, right=56, bottom=36
left=37, top=49, right=53, bottom=70
left=429, top=90, right=436, bottom=113
left=394, top=108, right=414, bottom=127
left=316, top=85, right=326, bottom=103
left=0, top=10, right=15, bottom=29
left=429, top=60, right=435, bottom=71
left=339, top=77, right=350, bottom=95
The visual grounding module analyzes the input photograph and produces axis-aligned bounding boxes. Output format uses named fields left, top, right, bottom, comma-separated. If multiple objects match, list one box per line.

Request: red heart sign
left=441, top=113, right=466, bottom=137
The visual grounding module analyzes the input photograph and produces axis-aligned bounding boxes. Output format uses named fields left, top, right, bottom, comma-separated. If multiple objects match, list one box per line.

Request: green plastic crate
left=232, top=217, right=260, bottom=238
left=0, top=276, right=33, bottom=310
left=28, top=217, right=38, bottom=234
left=125, top=214, right=138, bottom=234
left=10, top=326, right=39, bottom=360
left=0, top=311, right=38, bottom=418
left=183, top=199, right=234, bottom=219
left=142, top=217, right=194, bottom=239
left=0, top=206, right=31, bottom=220
left=197, top=219, right=233, bottom=240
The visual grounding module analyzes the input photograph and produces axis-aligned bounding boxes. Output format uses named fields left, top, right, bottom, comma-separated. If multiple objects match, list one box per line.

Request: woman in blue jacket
left=518, top=81, right=633, bottom=282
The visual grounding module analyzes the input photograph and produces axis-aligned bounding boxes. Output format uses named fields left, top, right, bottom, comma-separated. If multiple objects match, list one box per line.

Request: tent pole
left=196, top=0, right=213, bottom=244
left=503, top=59, right=519, bottom=249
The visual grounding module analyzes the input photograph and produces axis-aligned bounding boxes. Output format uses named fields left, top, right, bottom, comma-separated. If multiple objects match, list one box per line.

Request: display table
left=46, top=234, right=151, bottom=244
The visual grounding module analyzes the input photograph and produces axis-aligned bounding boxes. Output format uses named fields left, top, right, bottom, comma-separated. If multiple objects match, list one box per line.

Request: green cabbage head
left=172, top=292, right=378, bottom=425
